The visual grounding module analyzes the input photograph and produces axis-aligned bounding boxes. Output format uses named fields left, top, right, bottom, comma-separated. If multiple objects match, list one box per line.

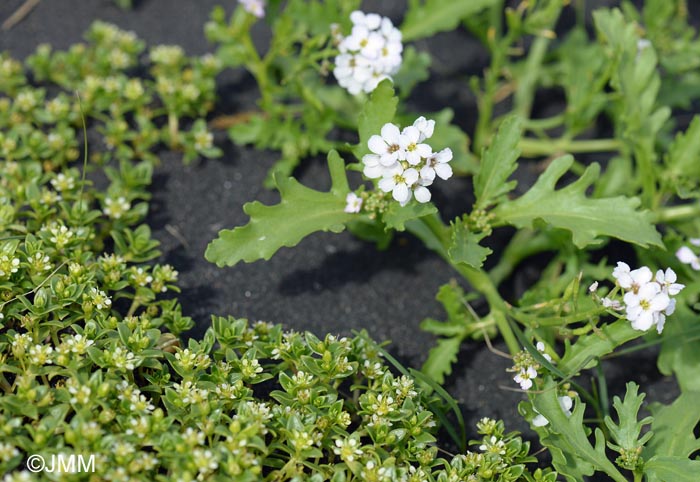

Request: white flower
left=333, top=11, right=402, bottom=94
left=532, top=395, right=573, bottom=427
left=513, top=366, right=538, bottom=390
left=341, top=24, right=385, bottom=60
left=368, top=123, right=404, bottom=167
left=479, top=435, right=506, bottom=455
left=602, top=297, right=624, bottom=310
left=613, top=262, right=652, bottom=293
left=334, top=53, right=373, bottom=95
left=655, top=268, right=684, bottom=296
left=379, top=166, right=419, bottom=205
left=104, top=196, right=131, bottom=219
left=399, top=125, right=432, bottom=165
left=419, top=148, right=453, bottom=184
left=676, top=246, right=700, bottom=271
left=240, top=0, right=265, bottom=18
left=624, top=282, right=670, bottom=331
left=412, top=116, right=435, bottom=142
left=344, top=192, right=363, bottom=213
left=349, top=11, right=382, bottom=30
left=334, top=438, right=363, bottom=462
left=588, top=281, right=598, bottom=293
left=536, top=341, right=552, bottom=362
left=655, top=298, right=677, bottom=334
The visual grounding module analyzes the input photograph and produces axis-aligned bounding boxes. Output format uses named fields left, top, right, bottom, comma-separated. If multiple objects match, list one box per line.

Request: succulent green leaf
left=353, top=79, right=398, bottom=160
left=401, top=0, right=497, bottom=41
left=493, top=155, right=662, bottom=249
left=205, top=150, right=353, bottom=266
left=473, top=115, right=522, bottom=209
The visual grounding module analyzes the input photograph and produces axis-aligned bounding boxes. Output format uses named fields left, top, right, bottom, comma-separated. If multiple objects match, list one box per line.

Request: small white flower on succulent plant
left=588, top=281, right=598, bottom=293
left=676, top=246, right=700, bottom=271
left=344, top=192, right=363, bottom=213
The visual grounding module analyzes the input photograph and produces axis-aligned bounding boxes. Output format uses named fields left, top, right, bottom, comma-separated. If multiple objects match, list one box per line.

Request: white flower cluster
left=676, top=238, right=700, bottom=271
left=612, top=262, right=684, bottom=333
left=512, top=342, right=550, bottom=391
left=362, top=117, right=453, bottom=205
left=334, top=11, right=402, bottom=95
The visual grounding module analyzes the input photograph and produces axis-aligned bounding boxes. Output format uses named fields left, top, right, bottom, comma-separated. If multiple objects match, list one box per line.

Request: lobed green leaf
left=533, top=379, right=627, bottom=482
left=493, top=155, right=663, bottom=249
left=473, top=115, right=522, bottom=209
left=447, top=221, right=491, bottom=269
left=401, top=0, right=497, bottom=41
left=420, top=336, right=461, bottom=386
left=205, top=151, right=353, bottom=267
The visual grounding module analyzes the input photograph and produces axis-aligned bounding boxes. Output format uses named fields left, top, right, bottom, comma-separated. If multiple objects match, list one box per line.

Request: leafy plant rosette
left=205, top=0, right=700, bottom=481
left=3, top=0, right=700, bottom=481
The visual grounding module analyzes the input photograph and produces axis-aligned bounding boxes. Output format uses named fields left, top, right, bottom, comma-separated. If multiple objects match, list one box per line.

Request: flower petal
left=414, top=186, right=431, bottom=203
left=381, top=123, right=401, bottom=144
left=435, top=163, right=453, bottom=180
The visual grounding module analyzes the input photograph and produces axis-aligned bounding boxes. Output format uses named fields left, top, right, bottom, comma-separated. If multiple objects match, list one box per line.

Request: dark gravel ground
left=0, top=0, right=682, bottom=471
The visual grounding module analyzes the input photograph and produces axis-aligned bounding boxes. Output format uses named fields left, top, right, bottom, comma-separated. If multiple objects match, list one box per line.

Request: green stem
left=633, top=144, right=656, bottom=208
left=654, top=202, right=700, bottom=223
left=167, top=113, right=179, bottom=149
left=232, top=9, right=273, bottom=110
left=473, top=0, right=506, bottom=153
left=513, top=33, right=555, bottom=120
left=522, top=113, right=565, bottom=131
left=519, top=137, right=621, bottom=157
left=414, top=215, right=520, bottom=355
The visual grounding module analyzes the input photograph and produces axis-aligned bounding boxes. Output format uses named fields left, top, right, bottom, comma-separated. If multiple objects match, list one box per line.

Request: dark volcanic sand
left=1, top=0, right=681, bottom=469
